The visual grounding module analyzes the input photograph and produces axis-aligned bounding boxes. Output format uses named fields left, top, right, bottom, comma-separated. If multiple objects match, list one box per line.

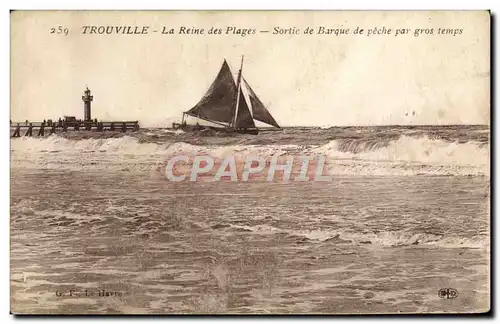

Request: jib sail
left=234, top=91, right=256, bottom=128
left=243, top=77, right=281, bottom=128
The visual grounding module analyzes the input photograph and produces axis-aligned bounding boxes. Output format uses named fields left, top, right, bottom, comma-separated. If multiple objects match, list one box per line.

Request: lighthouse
left=82, top=87, right=93, bottom=121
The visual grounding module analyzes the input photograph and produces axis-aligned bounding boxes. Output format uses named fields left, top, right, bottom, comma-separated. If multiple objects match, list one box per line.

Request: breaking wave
left=337, top=230, right=488, bottom=249
left=230, top=224, right=488, bottom=249
left=11, top=136, right=174, bottom=156
left=312, top=136, right=489, bottom=166
left=10, top=135, right=488, bottom=175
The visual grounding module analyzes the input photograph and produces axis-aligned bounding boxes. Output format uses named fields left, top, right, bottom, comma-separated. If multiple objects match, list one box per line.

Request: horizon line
left=142, top=123, right=490, bottom=128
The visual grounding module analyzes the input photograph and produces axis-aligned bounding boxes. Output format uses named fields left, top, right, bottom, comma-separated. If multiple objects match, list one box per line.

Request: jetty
left=11, top=87, right=140, bottom=137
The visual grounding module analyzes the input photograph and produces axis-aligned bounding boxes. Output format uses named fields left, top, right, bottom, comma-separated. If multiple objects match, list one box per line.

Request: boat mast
left=232, top=55, right=244, bottom=128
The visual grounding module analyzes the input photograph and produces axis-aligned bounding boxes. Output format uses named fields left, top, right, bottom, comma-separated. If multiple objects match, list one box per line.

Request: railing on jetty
left=10, top=120, right=140, bottom=137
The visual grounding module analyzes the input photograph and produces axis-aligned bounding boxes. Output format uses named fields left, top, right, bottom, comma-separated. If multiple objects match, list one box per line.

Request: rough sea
left=10, top=125, right=490, bottom=314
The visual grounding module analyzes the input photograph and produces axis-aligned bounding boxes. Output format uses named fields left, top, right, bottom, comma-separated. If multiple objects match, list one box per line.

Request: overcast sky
left=11, top=11, right=490, bottom=127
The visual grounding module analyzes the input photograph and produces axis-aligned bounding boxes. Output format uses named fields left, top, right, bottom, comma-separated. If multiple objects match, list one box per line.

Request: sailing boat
left=172, top=56, right=281, bottom=135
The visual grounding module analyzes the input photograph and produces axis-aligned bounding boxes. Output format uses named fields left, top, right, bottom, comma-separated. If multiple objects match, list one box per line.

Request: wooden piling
left=12, top=124, right=21, bottom=138
left=25, top=123, right=33, bottom=136
left=37, top=123, right=45, bottom=136
left=121, top=122, right=126, bottom=133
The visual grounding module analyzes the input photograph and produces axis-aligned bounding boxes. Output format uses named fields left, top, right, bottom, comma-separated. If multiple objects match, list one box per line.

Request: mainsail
left=185, top=60, right=237, bottom=124
left=183, top=57, right=280, bottom=131
left=243, top=77, right=281, bottom=128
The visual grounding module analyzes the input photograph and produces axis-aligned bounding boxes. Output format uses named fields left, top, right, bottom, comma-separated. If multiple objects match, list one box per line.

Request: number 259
left=50, top=26, right=69, bottom=36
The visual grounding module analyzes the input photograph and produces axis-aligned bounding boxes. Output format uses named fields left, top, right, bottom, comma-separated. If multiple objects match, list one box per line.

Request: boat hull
left=172, top=123, right=259, bottom=135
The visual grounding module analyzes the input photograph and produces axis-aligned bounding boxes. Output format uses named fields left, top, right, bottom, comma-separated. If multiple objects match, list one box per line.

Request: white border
left=2, top=1, right=497, bottom=323
left=3, top=1, right=498, bottom=10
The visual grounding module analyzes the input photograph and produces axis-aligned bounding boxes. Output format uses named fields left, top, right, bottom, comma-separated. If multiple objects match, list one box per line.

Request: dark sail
left=185, top=60, right=237, bottom=124
left=243, top=78, right=280, bottom=128
left=234, top=91, right=256, bottom=128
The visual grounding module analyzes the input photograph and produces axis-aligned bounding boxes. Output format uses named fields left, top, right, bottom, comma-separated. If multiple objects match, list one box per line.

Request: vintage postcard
left=10, top=10, right=490, bottom=315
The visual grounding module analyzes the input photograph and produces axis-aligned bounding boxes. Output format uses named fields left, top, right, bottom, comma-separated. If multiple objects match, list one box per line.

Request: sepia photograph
left=9, top=10, right=490, bottom=315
